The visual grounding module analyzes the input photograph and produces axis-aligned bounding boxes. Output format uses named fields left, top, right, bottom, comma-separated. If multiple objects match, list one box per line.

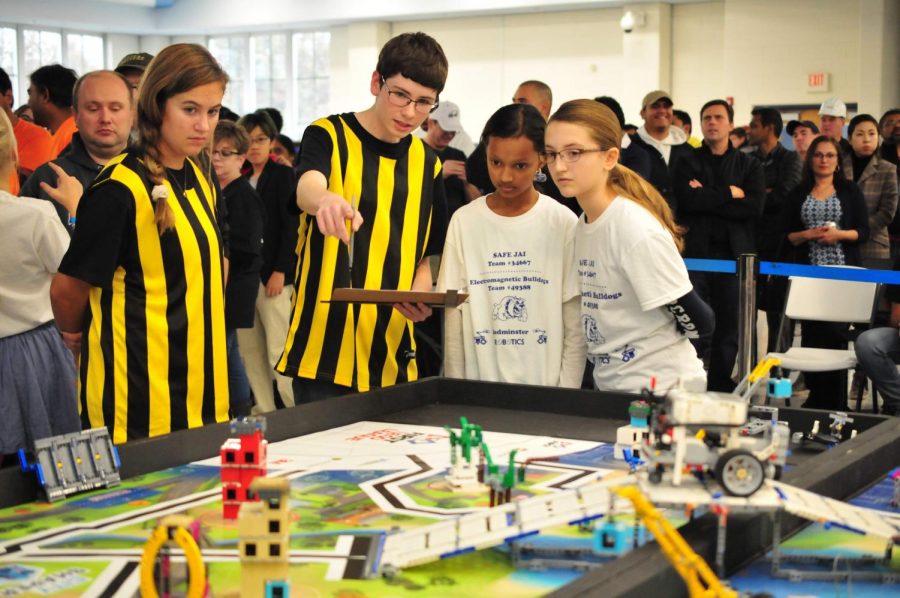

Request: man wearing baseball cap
left=631, top=89, right=692, bottom=210
left=818, top=97, right=851, bottom=155
left=785, top=119, right=819, bottom=162
left=423, top=101, right=474, bottom=218
left=114, top=52, right=153, bottom=102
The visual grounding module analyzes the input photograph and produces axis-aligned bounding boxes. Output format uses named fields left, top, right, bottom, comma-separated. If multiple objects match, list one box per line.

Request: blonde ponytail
left=609, top=163, right=685, bottom=253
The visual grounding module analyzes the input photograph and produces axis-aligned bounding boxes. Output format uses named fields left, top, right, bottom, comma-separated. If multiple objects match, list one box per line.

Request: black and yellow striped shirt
left=277, top=113, right=448, bottom=390
left=59, top=153, right=229, bottom=442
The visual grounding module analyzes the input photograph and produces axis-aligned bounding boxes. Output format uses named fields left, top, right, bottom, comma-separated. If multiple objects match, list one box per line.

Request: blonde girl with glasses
left=545, top=99, right=711, bottom=393
left=438, top=103, right=585, bottom=387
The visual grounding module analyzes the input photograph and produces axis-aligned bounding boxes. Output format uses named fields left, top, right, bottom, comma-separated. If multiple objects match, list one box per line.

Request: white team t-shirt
left=576, top=197, right=706, bottom=392
left=0, top=190, right=69, bottom=337
left=438, top=194, right=579, bottom=386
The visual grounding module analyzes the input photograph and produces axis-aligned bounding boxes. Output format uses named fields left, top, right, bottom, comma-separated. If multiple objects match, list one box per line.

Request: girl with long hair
left=50, top=44, right=231, bottom=442
left=545, top=99, right=711, bottom=392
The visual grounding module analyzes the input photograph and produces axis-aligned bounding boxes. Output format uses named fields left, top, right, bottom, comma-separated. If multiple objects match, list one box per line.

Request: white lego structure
left=444, top=417, right=487, bottom=492
left=446, top=442, right=483, bottom=491
left=642, top=386, right=790, bottom=496
left=614, top=400, right=651, bottom=460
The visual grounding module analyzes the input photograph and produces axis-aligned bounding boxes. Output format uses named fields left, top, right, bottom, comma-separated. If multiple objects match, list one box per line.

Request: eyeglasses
left=212, top=149, right=240, bottom=158
left=812, top=152, right=838, bottom=160
left=249, top=135, right=272, bottom=146
left=381, top=77, right=439, bottom=114
left=540, top=148, right=605, bottom=164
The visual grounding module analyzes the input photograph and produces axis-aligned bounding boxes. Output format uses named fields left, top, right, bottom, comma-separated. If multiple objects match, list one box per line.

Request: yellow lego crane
left=612, top=485, right=738, bottom=598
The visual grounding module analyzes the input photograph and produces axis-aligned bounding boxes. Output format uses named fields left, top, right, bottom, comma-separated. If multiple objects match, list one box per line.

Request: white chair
left=767, top=268, right=879, bottom=402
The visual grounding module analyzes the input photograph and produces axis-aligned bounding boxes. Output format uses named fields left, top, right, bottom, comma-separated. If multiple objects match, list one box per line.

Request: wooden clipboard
left=325, top=288, right=468, bottom=308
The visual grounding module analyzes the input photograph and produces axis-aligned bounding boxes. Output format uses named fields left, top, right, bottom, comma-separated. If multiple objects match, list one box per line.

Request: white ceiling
left=83, top=0, right=710, bottom=35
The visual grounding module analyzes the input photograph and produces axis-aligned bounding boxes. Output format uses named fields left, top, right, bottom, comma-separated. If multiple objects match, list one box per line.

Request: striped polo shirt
left=277, top=113, right=448, bottom=391
left=59, top=153, right=229, bottom=442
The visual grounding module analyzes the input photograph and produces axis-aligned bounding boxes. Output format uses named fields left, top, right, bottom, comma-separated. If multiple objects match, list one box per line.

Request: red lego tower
left=221, top=417, right=268, bottom=519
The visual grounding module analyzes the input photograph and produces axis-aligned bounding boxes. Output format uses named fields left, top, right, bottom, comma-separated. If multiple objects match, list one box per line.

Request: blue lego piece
left=504, top=530, right=539, bottom=543
left=264, top=580, right=290, bottom=598
left=622, top=448, right=643, bottom=471
left=439, top=546, right=476, bottom=559
left=767, top=377, right=792, bottom=399
left=593, top=520, right=646, bottom=556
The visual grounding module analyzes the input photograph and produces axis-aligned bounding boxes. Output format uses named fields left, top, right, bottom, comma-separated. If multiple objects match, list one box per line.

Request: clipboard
left=325, top=288, right=468, bottom=308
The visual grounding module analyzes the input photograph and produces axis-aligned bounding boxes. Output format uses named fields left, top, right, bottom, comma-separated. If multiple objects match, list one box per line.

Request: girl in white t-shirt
left=544, top=99, right=711, bottom=393
left=0, top=110, right=80, bottom=455
left=438, top=103, right=585, bottom=387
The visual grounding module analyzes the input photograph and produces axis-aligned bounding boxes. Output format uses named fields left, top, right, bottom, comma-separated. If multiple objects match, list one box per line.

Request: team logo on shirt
left=590, top=353, right=611, bottom=366
left=534, top=329, right=548, bottom=344
left=474, top=330, right=489, bottom=345
left=493, top=296, right=528, bottom=322
left=582, top=314, right=605, bottom=345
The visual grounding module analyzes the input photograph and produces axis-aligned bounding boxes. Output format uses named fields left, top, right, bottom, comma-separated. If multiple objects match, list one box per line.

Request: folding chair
left=767, top=267, right=879, bottom=407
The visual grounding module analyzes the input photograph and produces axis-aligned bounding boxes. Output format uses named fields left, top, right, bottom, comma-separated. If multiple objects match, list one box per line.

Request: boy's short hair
left=700, top=98, right=734, bottom=123
left=260, top=107, right=283, bottom=132
left=376, top=32, right=448, bottom=94
left=237, top=109, right=278, bottom=140
left=0, top=67, right=12, bottom=94
left=215, top=119, right=250, bottom=154
left=30, top=64, right=78, bottom=109
left=672, top=109, right=692, bottom=127
left=751, top=106, right=784, bottom=137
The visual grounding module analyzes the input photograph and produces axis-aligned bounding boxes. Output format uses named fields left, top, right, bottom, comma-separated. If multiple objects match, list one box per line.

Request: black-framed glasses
left=540, top=148, right=605, bottom=164
left=381, top=77, right=438, bottom=114
left=212, top=149, right=240, bottom=158
left=812, top=152, right=838, bottom=160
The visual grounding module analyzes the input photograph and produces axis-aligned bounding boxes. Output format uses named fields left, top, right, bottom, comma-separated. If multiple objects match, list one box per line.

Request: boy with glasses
left=277, top=32, right=450, bottom=402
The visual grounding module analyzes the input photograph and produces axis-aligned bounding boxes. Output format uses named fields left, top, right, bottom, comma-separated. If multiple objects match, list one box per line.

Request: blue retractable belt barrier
left=683, top=258, right=736, bottom=274
left=684, top=258, right=900, bottom=285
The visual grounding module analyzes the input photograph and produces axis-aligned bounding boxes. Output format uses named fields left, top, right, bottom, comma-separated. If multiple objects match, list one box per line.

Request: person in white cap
left=423, top=101, right=477, bottom=218
left=818, top=97, right=852, bottom=155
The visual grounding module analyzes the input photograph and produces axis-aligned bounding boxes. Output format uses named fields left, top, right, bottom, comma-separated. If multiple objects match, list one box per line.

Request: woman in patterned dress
left=784, top=136, right=869, bottom=409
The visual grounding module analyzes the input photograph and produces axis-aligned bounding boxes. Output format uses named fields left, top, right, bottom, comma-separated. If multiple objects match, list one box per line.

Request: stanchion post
left=737, top=254, right=758, bottom=384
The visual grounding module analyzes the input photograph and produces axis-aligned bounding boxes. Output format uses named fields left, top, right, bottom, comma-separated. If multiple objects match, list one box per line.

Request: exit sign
left=808, top=72, right=830, bottom=91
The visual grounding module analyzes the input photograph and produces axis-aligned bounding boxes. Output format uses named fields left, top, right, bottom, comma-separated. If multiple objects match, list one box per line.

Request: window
left=0, top=27, right=17, bottom=100
left=65, top=33, right=104, bottom=76
left=251, top=33, right=288, bottom=114
left=292, top=31, right=330, bottom=135
left=22, top=29, right=62, bottom=81
left=209, top=31, right=329, bottom=140
left=0, top=27, right=105, bottom=107
left=209, top=36, right=248, bottom=116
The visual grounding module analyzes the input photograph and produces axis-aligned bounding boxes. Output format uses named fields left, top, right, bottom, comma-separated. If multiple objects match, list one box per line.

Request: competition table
left=1, top=377, right=897, bottom=597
